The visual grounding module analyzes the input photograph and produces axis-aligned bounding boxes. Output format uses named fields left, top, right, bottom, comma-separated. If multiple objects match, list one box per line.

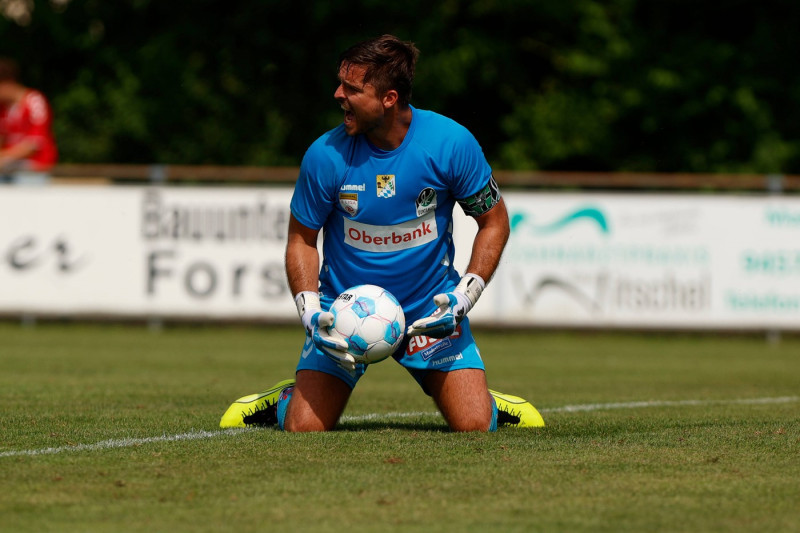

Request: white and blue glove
left=295, top=291, right=357, bottom=371
left=406, top=274, right=485, bottom=339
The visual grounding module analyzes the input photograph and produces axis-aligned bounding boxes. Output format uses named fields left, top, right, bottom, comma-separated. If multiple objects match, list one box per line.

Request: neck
left=366, top=105, right=413, bottom=151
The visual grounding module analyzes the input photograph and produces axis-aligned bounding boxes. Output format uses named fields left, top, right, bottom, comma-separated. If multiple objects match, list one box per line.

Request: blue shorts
left=294, top=316, right=485, bottom=394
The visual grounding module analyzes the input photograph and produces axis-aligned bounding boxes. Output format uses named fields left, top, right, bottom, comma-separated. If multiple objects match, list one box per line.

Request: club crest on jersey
left=415, top=187, right=437, bottom=217
left=376, top=175, right=396, bottom=198
left=338, top=192, right=359, bottom=216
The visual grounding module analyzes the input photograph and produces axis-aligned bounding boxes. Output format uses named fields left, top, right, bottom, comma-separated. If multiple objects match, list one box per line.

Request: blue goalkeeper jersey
left=290, top=106, right=493, bottom=320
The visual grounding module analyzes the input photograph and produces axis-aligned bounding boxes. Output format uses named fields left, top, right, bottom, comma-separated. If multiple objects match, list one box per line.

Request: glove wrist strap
left=295, top=291, right=321, bottom=320
left=456, top=273, right=486, bottom=306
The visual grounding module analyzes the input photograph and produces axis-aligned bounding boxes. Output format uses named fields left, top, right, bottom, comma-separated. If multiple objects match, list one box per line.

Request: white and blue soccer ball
left=330, top=284, right=405, bottom=364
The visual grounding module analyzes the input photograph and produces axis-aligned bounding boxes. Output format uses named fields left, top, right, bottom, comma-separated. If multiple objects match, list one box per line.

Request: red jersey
left=0, top=89, right=58, bottom=170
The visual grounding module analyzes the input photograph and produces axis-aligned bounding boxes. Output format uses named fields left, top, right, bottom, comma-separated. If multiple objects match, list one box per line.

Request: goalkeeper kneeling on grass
left=220, top=34, right=544, bottom=432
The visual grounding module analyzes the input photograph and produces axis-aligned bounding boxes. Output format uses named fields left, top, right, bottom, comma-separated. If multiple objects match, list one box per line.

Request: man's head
left=337, top=35, right=419, bottom=109
left=334, top=36, right=419, bottom=141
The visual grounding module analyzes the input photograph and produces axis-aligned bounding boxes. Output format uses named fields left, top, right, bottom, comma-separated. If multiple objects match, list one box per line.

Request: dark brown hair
left=0, top=57, right=20, bottom=82
left=338, top=35, right=419, bottom=107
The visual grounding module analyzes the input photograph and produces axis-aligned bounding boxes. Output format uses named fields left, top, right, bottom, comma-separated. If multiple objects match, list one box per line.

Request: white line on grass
left=0, top=429, right=248, bottom=459
left=539, top=395, right=800, bottom=414
left=2, top=396, right=797, bottom=459
left=340, top=395, right=800, bottom=421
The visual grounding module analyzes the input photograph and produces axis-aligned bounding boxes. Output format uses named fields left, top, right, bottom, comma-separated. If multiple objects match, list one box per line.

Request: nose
left=334, top=84, right=345, bottom=101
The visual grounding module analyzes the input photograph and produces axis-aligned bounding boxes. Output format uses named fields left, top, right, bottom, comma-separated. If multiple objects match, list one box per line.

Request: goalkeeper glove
left=295, top=291, right=357, bottom=371
left=406, top=274, right=485, bottom=339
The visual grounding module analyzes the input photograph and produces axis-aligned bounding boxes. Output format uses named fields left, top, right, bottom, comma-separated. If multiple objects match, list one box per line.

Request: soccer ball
left=330, top=284, right=405, bottom=364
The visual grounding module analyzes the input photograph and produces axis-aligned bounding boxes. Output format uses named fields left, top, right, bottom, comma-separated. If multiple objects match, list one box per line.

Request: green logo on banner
left=510, top=206, right=610, bottom=235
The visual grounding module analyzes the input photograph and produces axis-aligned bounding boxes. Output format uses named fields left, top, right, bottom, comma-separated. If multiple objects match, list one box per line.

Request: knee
left=283, top=411, right=334, bottom=433
left=447, top=412, right=492, bottom=433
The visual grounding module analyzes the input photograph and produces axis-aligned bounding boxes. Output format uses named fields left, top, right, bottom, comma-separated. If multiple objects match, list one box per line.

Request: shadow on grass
left=335, top=419, right=449, bottom=432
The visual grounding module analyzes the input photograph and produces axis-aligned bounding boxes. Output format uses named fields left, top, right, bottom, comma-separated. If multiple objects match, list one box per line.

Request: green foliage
left=2, top=0, right=800, bottom=172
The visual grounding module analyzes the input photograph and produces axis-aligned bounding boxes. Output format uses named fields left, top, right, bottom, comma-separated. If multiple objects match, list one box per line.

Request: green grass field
left=1, top=323, right=798, bottom=532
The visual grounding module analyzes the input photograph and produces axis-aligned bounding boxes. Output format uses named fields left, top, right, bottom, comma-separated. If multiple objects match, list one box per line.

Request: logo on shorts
left=301, top=336, right=314, bottom=359
left=415, top=187, right=437, bottom=216
left=376, top=175, right=396, bottom=198
left=431, top=354, right=464, bottom=367
left=405, top=325, right=462, bottom=361
left=339, top=192, right=358, bottom=216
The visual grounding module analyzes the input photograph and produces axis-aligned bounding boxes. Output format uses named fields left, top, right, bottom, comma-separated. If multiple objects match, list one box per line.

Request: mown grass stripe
left=2, top=396, right=797, bottom=459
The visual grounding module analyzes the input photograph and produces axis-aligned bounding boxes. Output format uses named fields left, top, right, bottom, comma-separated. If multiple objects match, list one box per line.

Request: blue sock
left=276, top=386, right=294, bottom=431
left=489, top=394, right=498, bottom=432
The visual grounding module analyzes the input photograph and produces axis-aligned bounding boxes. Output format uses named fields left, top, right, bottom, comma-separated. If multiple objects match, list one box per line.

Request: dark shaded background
left=3, top=0, right=799, bottom=173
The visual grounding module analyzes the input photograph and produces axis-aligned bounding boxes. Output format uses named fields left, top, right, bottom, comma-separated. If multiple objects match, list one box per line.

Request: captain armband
left=457, top=175, right=501, bottom=217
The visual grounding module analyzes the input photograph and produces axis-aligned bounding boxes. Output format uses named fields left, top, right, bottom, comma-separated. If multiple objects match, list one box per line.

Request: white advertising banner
left=0, top=186, right=295, bottom=319
left=462, top=192, right=800, bottom=330
left=1, top=186, right=799, bottom=330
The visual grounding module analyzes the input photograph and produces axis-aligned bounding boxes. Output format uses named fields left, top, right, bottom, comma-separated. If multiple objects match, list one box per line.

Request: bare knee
left=425, top=369, right=493, bottom=433
left=283, top=411, right=333, bottom=432
left=283, top=370, right=351, bottom=433
left=447, top=412, right=492, bottom=432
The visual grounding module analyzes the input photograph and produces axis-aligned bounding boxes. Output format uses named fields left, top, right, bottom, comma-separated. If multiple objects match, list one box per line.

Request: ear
left=381, top=89, right=399, bottom=109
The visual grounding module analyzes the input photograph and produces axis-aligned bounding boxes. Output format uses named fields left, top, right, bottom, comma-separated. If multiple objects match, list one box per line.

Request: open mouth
left=342, top=106, right=355, bottom=125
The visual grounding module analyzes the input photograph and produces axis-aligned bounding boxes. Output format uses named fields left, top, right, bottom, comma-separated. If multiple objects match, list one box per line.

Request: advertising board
left=2, top=186, right=798, bottom=330
left=463, top=193, right=800, bottom=330
left=0, top=186, right=295, bottom=318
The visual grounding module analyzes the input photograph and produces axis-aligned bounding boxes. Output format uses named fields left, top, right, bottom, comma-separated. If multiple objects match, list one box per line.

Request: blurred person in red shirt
left=0, top=57, right=58, bottom=182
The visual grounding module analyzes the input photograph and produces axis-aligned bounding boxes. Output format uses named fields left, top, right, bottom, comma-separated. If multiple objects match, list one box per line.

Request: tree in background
left=2, top=0, right=798, bottom=173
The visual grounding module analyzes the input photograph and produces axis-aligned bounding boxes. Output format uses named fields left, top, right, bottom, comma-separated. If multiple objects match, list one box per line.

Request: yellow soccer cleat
left=489, top=389, right=545, bottom=428
left=219, top=379, right=296, bottom=428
